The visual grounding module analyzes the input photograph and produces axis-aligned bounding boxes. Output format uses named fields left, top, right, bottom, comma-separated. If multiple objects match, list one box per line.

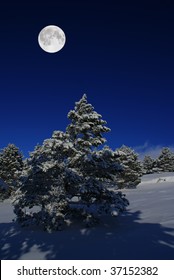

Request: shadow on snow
left=0, top=210, right=174, bottom=260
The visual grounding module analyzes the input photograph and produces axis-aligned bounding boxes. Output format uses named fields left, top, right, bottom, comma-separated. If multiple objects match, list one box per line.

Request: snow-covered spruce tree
left=14, top=95, right=129, bottom=230
left=115, top=145, right=142, bottom=188
left=142, top=155, right=155, bottom=174
left=156, top=147, right=174, bottom=172
left=0, top=144, right=23, bottom=192
left=66, top=94, right=129, bottom=226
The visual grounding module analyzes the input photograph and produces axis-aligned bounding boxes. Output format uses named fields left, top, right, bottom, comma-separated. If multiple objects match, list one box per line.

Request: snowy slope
left=0, top=173, right=174, bottom=260
left=141, top=172, right=174, bottom=184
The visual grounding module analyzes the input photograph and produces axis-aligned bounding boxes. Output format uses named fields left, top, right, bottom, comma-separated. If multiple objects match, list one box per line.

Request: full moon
left=38, top=25, right=66, bottom=53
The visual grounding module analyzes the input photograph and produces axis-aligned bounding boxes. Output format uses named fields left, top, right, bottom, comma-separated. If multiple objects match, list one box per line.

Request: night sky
left=1, top=1, right=174, bottom=157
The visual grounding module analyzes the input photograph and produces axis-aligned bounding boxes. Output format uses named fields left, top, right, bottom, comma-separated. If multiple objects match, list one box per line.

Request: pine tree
left=13, top=131, right=79, bottom=231
left=13, top=95, right=129, bottom=231
left=66, top=95, right=128, bottom=225
left=0, top=144, right=23, bottom=189
left=115, top=145, right=142, bottom=188
left=142, top=155, right=155, bottom=174
left=156, top=147, right=174, bottom=172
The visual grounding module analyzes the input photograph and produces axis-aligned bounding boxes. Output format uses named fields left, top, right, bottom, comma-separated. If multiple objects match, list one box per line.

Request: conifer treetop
left=66, top=94, right=111, bottom=150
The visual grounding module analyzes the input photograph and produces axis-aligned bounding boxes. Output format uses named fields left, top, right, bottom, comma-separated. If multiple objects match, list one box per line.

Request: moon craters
left=38, top=25, right=66, bottom=53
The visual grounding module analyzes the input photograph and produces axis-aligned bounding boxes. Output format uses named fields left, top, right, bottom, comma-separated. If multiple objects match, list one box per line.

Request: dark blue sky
left=1, top=1, right=174, bottom=157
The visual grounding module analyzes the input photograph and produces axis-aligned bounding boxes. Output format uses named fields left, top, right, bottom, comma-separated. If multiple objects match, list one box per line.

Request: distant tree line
left=142, top=147, right=174, bottom=174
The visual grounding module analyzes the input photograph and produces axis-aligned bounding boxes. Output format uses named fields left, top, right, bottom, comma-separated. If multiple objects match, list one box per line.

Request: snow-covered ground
left=0, top=173, right=174, bottom=260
